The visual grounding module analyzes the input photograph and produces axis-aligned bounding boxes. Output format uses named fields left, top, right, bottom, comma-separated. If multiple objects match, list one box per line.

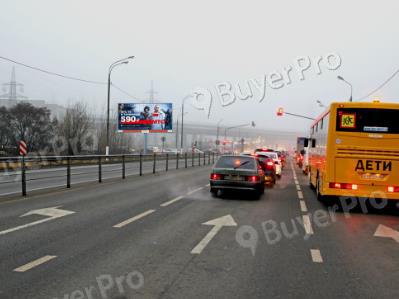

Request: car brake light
left=329, top=182, right=358, bottom=190
left=387, top=186, right=399, bottom=193
left=210, top=173, right=223, bottom=180
left=247, top=175, right=260, bottom=182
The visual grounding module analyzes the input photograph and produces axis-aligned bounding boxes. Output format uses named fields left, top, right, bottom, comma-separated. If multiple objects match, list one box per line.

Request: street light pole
left=180, top=95, right=191, bottom=152
left=337, top=75, right=353, bottom=102
left=224, top=122, right=256, bottom=153
left=106, top=56, right=134, bottom=156
left=216, top=119, right=223, bottom=153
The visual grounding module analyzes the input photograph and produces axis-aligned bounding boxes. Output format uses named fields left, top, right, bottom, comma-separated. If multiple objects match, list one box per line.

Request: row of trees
left=0, top=102, right=136, bottom=156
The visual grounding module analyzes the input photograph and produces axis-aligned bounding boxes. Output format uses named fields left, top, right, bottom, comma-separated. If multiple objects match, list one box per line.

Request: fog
left=1, top=0, right=399, bottom=131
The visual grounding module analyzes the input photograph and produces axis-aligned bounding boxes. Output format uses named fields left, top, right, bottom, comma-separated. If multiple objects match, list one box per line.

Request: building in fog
left=0, top=66, right=66, bottom=119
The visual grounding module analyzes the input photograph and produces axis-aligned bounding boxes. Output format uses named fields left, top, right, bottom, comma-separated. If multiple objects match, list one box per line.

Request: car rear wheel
left=210, top=188, right=218, bottom=197
left=258, top=184, right=265, bottom=195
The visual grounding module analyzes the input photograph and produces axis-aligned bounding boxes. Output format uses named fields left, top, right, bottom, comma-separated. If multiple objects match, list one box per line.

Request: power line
left=111, top=83, right=139, bottom=100
left=0, top=55, right=106, bottom=85
left=357, top=68, right=399, bottom=101
left=0, top=55, right=140, bottom=99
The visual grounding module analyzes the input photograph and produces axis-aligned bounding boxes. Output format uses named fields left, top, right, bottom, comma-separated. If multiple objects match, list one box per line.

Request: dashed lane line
left=13, top=255, right=57, bottom=272
left=113, top=209, right=156, bottom=228
left=310, top=249, right=323, bottom=263
left=297, top=191, right=304, bottom=199
left=302, top=214, right=314, bottom=235
left=187, top=187, right=204, bottom=195
left=299, top=200, right=308, bottom=212
left=160, top=196, right=184, bottom=207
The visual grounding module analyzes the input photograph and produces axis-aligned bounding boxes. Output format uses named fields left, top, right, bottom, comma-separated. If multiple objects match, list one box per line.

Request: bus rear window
left=336, top=108, right=399, bottom=134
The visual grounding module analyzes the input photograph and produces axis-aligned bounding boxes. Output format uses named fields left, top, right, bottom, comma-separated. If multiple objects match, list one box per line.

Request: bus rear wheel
left=309, top=171, right=315, bottom=190
left=316, top=177, right=324, bottom=202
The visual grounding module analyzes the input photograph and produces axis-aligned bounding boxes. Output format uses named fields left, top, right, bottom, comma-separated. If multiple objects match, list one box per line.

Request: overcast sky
left=1, top=0, right=399, bottom=131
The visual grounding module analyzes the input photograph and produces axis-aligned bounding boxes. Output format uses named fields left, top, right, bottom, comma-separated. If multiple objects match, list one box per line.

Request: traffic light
left=277, top=107, right=284, bottom=116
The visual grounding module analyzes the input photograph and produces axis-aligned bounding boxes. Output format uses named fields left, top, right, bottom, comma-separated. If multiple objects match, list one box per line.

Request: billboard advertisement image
left=118, top=103, right=173, bottom=133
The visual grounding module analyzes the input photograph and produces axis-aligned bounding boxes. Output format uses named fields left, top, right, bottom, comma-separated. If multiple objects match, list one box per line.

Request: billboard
left=118, top=103, right=173, bottom=133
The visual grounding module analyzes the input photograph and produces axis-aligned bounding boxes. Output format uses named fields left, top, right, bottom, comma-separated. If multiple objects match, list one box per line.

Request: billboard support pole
left=143, top=133, right=148, bottom=155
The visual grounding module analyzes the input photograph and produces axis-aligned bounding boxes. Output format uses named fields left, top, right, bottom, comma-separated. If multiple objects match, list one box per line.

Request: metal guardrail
left=0, top=152, right=217, bottom=197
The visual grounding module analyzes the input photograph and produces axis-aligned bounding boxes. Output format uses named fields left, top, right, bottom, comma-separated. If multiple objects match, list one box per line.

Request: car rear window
left=258, top=152, right=277, bottom=160
left=336, top=108, right=399, bottom=134
left=215, top=156, right=256, bottom=170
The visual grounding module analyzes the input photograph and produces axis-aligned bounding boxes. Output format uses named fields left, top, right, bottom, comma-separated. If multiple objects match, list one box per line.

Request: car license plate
left=227, top=175, right=243, bottom=181
left=361, top=173, right=386, bottom=180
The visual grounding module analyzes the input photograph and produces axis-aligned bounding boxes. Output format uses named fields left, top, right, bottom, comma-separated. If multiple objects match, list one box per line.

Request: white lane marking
left=0, top=206, right=75, bottom=236
left=296, top=184, right=301, bottom=191
left=300, top=200, right=308, bottom=212
left=14, top=255, right=57, bottom=272
left=160, top=196, right=184, bottom=207
left=187, top=187, right=203, bottom=195
left=297, top=191, right=304, bottom=199
left=294, top=179, right=299, bottom=185
left=302, top=215, right=314, bottom=235
left=191, top=215, right=237, bottom=255
left=310, top=249, right=323, bottom=263
left=205, top=183, right=210, bottom=187
left=113, top=209, right=156, bottom=228
left=374, top=224, right=399, bottom=243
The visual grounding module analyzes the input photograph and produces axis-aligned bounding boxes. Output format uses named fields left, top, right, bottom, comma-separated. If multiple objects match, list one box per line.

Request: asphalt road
left=0, top=156, right=201, bottom=197
left=0, top=160, right=398, bottom=298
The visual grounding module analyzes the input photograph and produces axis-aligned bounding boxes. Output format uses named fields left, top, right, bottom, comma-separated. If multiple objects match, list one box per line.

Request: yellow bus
left=308, top=100, right=399, bottom=201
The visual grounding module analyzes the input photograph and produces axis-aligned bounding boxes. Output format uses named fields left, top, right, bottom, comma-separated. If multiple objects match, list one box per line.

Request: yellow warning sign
left=340, top=113, right=356, bottom=128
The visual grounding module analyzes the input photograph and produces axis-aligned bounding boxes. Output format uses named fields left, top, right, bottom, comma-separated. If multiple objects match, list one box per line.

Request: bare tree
left=58, top=102, right=92, bottom=155
left=0, top=106, right=12, bottom=151
left=6, top=103, right=54, bottom=154
left=95, top=110, right=136, bottom=154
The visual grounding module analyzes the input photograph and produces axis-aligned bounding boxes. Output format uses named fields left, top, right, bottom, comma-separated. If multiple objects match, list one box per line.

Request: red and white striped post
left=19, top=140, right=27, bottom=156
left=19, top=140, right=27, bottom=196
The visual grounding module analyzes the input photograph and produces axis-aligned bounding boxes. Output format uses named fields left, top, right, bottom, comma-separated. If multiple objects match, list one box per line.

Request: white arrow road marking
left=374, top=224, right=399, bottom=243
left=113, top=209, right=156, bottom=228
left=191, top=215, right=237, bottom=255
left=0, top=206, right=75, bottom=236
left=14, top=255, right=57, bottom=272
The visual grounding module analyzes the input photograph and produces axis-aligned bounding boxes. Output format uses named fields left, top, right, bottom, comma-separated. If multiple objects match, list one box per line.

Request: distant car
left=164, top=148, right=179, bottom=154
left=254, top=154, right=277, bottom=185
left=302, top=147, right=309, bottom=175
left=254, top=150, right=282, bottom=178
left=276, top=151, right=286, bottom=169
left=193, top=148, right=204, bottom=154
left=241, top=153, right=276, bottom=186
left=210, top=155, right=265, bottom=197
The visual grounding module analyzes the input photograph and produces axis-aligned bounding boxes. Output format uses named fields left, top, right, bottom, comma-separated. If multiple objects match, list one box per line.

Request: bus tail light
left=329, top=182, right=358, bottom=190
left=387, top=186, right=399, bottom=193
